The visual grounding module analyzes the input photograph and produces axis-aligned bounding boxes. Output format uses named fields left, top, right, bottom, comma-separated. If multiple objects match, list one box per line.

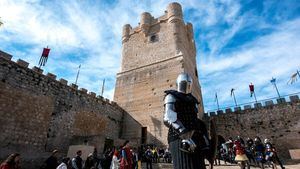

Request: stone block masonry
left=0, top=52, right=141, bottom=168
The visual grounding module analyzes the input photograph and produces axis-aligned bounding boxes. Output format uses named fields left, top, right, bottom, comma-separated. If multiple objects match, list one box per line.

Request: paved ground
left=142, top=161, right=300, bottom=169
left=211, top=164, right=300, bottom=169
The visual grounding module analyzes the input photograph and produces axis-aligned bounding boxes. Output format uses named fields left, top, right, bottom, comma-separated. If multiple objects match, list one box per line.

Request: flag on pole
left=38, top=47, right=50, bottom=67
left=0, top=17, right=3, bottom=27
left=287, top=70, right=300, bottom=84
left=249, top=83, right=254, bottom=97
left=270, top=77, right=276, bottom=83
left=230, top=88, right=235, bottom=97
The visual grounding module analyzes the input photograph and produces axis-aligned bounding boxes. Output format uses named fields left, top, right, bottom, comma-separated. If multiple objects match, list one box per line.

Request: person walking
left=120, top=141, right=133, bottom=169
left=110, top=150, right=120, bottom=169
left=84, top=153, right=96, bottom=169
left=72, top=150, right=83, bottom=169
left=0, top=153, right=21, bottom=169
left=144, top=147, right=152, bottom=169
left=56, top=157, right=70, bottom=169
left=45, top=150, right=59, bottom=169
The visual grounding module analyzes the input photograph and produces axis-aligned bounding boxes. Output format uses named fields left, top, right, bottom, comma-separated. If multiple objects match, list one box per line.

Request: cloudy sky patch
left=0, top=0, right=299, bottom=111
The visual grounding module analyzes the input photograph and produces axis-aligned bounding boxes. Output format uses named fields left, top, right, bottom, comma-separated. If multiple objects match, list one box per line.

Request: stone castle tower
left=114, top=2, right=204, bottom=145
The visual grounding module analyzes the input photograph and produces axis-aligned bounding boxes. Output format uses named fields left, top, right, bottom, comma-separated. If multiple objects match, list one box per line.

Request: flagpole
left=101, top=79, right=105, bottom=96
left=273, top=82, right=281, bottom=98
left=215, top=93, right=220, bottom=110
left=271, top=77, right=281, bottom=98
left=232, top=91, right=237, bottom=107
left=75, top=64, right=81, bottom=85
left=253, top=91, right=258, bottom=103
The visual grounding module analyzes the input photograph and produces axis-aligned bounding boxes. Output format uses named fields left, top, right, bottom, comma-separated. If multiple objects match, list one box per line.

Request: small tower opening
left=149, top=34, right=158, bottom=42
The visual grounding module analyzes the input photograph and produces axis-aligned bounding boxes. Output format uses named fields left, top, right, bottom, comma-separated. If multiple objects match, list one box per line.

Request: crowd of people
left=0, top=140, right=173, bottom=169
left=215, top=136, right=285, bottom=169
left=0, top=136, right=287, bottom=169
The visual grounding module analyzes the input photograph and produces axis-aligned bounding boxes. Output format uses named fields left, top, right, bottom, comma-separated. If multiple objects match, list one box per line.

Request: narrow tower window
left=149, top=34, right=158, bottom=42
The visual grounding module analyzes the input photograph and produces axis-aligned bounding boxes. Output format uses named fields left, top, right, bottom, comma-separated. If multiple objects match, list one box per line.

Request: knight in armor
left=245, top=137, right=256, bottom=164
left=233, top=136, right=249, bottom=169
left=264, top=138, right=285, bottom=169
left=225, top=137, right=235, bottom=163
left=163, top=72, right=210, bottom=169
left=253, top=137, right=265, bottom=169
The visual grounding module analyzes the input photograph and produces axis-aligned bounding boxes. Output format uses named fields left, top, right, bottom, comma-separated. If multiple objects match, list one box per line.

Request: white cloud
left=200, top=18, right=300, bottom=111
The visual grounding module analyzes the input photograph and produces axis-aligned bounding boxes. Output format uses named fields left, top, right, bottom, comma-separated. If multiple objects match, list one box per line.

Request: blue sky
left=0, top=0, right=299, bottom=112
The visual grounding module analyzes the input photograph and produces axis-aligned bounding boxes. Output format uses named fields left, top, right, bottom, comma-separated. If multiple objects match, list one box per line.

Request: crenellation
left=0, top=50, right=13, bottom=60
left=140, top=12, right=152, bottom=35
left=97, top=95, right=104, bottom=100
left=167, top=2, right=183, bottom=23
left=122, top=24, right=132, bottom=43
left=46, top=72, right=57, bottom=80
left=265, top=100, right=274, bottom=107
left=17, top=59, right=29, bottom=68
left=217, top=110, right=224, bottom=114
left=277, top=98, right=286, bottom=104
left=89, top=92, right=96, bottom=97
left=79, top=88, right=88, bottom=94
left=70, top=83, right=78, bottom=89
left=244, top=105, right=252, bottom=110
left=59, top=78, right=68, bottom=85
left=290, top=95, right=299, bottom=102
left=234, top=106, right=242, bottom=112
left=254, top=102, right=262, bottom=108
left=208, top=95, right=300, bottom=117
left=225, top=108, right=232, bottom=113
left=32, top=66, right=43, bottom=74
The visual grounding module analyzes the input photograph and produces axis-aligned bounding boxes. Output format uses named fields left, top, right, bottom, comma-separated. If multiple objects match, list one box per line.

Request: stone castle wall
left=0, top=51, right=141, bottom=168
left=205, top=96, right=300, bottom=159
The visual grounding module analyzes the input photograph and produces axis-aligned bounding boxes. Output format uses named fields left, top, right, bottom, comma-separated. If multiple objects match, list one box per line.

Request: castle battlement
left=122, top=2, right=187, bottom=42
left=0, top=50, right=123, bottom=111
left=205, top=94, right=300, bottom=118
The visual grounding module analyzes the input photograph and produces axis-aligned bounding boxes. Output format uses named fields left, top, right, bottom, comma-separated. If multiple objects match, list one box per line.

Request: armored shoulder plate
left=164, top=93, right=176, bottom=104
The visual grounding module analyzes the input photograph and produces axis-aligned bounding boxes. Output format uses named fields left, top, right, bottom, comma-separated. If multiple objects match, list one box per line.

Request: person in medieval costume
left=245, top=138, right=256, bottom=165
left=233, top=136, right=249, bottom=169
left=120, top=141, right=133, bottom=169
left=253, top=137, right=265, bottom=169
left=264, top=138, right=285, bottom=169
left=163, top=72, right=210, bottom=169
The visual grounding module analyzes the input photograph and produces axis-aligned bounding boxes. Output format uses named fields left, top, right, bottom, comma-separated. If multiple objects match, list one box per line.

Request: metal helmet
left=254, top=137, right=261, bottom=143
left=264, top=138, right=270, bottom=144
left=176, top=73, right=192, bottom=94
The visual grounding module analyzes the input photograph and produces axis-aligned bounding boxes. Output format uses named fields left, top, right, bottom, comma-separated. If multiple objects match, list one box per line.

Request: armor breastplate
left=164, top=90, right=200, bottom=143
left=265, top=143, right=273, bottom=152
